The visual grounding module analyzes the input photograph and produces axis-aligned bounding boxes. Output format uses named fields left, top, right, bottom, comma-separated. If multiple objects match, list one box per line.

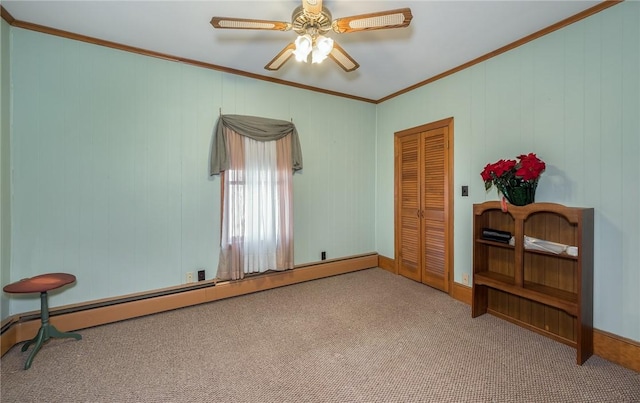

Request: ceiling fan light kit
left=293, top=34, right=312, bottom=62
left=293, top=33, right=334, bottom=64
left=211, top=1, right=412, bottom=72
left=311, top=36, right=334, bottom=64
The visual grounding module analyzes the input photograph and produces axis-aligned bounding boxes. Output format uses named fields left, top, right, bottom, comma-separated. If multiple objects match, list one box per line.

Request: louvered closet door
left=397, top=134, right=422, bottom=281
left=395, top=118, right=451, bottom=293
left=421, top=127, right=447, bottom=291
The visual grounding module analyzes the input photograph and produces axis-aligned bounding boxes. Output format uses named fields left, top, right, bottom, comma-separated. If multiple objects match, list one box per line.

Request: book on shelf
left=481, top=228, right=512, bottom=243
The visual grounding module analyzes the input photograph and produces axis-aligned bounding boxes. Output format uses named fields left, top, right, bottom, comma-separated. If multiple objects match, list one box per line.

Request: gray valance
left=210, top=114, right=303, bottom=175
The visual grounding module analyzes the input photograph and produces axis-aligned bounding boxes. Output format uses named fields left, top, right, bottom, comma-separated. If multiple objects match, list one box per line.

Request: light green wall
left=1, top=18, right=11, bottom=320
left=376, top=2, right=639, bottom=342
left=5, top=2, right=639, bottom=343
left=8, top=28, right=376, bottom=315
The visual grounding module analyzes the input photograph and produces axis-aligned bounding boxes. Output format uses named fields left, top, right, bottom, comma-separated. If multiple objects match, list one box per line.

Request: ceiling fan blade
left=265, top=43, right=296, bottom=71
left=332, top=8, right=413, bottom=34
left=301, top=0, right=323, bottom=16
left=328, top=42, right=359, bottom=72
left=211, top=17, right=292, bottom=31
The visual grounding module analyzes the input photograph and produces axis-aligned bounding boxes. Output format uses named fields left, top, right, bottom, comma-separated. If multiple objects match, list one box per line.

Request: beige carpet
left=1, top=268, right=639, bottom=402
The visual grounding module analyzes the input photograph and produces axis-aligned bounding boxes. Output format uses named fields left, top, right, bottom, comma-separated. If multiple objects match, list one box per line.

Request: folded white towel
left=566, top=246, right=579, bottom=257
left=524, top=235, right=568, bottom=255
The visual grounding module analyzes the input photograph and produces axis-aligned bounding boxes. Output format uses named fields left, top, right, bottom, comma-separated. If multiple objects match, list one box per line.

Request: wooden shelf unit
left=472, top=201, right=594, bottom=364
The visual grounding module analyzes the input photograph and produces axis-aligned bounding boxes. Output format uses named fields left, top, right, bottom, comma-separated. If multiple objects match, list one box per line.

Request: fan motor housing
left=291, top=5, right=332, bottom=35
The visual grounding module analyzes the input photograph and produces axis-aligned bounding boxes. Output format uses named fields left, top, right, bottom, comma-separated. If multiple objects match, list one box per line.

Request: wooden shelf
left=476, top=238, right=514, bottom=249
left=471, top=201, right=594, bottom=365
left=524, top=248, right=578, bottom=261
left=474, top=272, right=578, bottom=315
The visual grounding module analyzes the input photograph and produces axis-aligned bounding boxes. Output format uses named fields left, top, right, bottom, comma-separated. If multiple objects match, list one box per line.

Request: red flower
left=481, top=164, right=493, bottom=181
left=481, top=153, right=546, bottom=192
left=515, top=153, right=546, bottom=181
left=481, top=159, right=516, bottom=183
left=493, top=159, right=516, bottom=178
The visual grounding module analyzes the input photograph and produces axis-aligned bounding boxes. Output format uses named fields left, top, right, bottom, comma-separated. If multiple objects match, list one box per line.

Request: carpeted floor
left=1, top=268, right=639, bottom=402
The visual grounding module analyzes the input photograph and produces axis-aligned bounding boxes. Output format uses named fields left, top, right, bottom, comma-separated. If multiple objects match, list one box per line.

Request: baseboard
left=1, top=253, right=378, bottom=357
left=451, top=282, right=472, bottom=305
left=593, top=329, right=640, bottom=372
left=373, top=255, right=639, bottom=373
left=1, top=318, right=18, bottom=357
left=378, top=254, right=395, bottom=274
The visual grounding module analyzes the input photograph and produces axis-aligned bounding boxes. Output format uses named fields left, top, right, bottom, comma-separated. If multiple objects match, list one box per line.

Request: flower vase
left=498, top=180, right=537, bottom=206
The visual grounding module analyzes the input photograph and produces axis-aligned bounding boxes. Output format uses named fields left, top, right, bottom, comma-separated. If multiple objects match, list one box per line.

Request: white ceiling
left=2, top=0, right=605, bottom=102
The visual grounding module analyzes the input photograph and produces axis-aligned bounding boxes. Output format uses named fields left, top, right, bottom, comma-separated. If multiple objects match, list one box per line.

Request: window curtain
left=211, top=115, right=301, bottom=281
left=210, top=114, right=303, bottom=176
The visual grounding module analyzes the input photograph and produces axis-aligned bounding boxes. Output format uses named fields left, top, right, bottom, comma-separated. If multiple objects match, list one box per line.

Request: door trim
left=394, top=117, right=454, bottom=294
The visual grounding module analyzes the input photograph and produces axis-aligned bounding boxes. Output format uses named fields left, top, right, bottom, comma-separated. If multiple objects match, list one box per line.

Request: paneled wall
left=1, top=18, right=11, bottom=320
left=376, top=2, right=639, bottom=342
left=7, top=28, right=376, bottom=315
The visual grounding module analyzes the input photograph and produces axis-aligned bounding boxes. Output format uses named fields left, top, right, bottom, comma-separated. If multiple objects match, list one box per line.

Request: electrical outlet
left=197, top=269, right=205, bottom=281
left=321, top=251, right=326, bottom=260
left=462, top=273, right=469, bottom=286
left=462, top=185, right=469, bottom=197
left=186, top=272, right=194, bottom=283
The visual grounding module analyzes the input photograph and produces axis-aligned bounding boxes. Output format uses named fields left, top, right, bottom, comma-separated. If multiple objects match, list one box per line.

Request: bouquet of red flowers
left=480, top=153, right=545, bottom=206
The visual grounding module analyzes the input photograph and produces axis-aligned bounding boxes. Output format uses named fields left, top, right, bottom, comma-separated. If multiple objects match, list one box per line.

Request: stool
left=3, top=273, right=82, bottom=369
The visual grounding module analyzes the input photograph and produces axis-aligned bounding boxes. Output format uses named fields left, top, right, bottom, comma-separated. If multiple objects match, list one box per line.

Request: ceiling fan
left=210, top=0, right=413, bottom=72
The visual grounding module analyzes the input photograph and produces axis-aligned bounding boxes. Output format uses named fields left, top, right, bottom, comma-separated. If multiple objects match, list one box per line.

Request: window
left=212, top=116, right=302, bottom=281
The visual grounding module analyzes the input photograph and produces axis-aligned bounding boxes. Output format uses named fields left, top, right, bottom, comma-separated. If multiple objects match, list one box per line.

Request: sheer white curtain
left=217, top=127, right=294, bottom=280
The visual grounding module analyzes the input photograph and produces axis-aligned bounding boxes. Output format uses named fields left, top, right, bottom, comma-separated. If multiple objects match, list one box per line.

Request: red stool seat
left=3, top=272, right=81, bottom=369
left=3, top=273, right=76, bottom=294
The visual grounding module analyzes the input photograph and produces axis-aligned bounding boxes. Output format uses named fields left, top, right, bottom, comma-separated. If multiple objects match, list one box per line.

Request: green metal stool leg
left=21, top=334, right=37, bottom=352
left=48, top=324, right=82, bottom=341
left=21, top=291, right=82, bottom=370
left=23, top=326, right=47, bottom=370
